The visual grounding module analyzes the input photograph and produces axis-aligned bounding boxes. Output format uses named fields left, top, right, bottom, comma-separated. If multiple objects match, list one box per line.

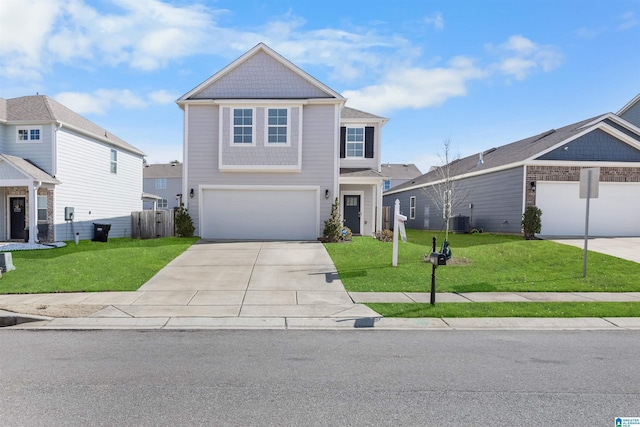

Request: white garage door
left=201, top=186, right=319, bottom=240
left=536, top=182, right=640, bottom=237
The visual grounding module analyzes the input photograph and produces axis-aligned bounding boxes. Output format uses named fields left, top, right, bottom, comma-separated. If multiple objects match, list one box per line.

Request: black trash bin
left=92, top=223, right=111, bottom=242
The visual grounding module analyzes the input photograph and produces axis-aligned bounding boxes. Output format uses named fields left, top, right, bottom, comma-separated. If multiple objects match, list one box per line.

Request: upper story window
left=155, top=178, right=167, bottom=189
left=267, top=108, right=287, bottom=144
left=110, top=149, right=117, bottom=174
left=233, top=108, right=253, bottom=144
left=346, top=127, right=364, bottom=157
left=17, top=126, right=42, bottom=143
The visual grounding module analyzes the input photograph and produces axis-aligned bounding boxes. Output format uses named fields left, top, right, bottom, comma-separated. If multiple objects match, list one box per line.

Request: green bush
left=521, top=205, right=542, bottom=240
left=175, top=205, right=195, bottom=237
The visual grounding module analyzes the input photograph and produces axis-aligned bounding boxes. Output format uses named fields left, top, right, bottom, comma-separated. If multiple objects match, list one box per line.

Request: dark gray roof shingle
left=143, top=163, right=183, bottom=179
left=380, top=163, right=422, bottom=179
left=341, top=106, right=386, bottom=120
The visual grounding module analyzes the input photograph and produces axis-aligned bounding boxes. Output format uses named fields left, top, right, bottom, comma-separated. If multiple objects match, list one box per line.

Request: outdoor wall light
left=325, top=189, right=330, bottom=199
left=530, top=181, right=536, bottom=192
left=190, top=188, right=194, bottom=198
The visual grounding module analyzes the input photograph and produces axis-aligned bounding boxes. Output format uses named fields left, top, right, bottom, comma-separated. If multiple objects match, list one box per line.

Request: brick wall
left=525, top=166, right=640, bottom=206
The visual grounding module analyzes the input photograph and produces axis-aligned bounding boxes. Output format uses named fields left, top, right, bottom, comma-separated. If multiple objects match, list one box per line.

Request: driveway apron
left=104, top=241, right=378, bottom=319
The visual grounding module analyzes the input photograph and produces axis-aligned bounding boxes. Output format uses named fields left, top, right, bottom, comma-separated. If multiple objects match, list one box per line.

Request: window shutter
left=365, top=127, right=374, bottom=158
left=340, top=126, right=346, bottom=158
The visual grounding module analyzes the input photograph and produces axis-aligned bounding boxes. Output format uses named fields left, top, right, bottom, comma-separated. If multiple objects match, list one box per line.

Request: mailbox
left=428, top=252, right=447, bottom=267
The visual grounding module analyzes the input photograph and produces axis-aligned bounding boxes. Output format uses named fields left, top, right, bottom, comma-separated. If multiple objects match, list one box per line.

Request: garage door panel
left=202, top=188, right=318, bottom=240
left=537, top=182, right=640, bottom=237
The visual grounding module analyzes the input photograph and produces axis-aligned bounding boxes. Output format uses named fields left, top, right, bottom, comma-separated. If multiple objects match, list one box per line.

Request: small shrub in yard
left=175, top=205, right=195, bottom=237
left=323, top=198, right=343, bottom=242
left=375, top=229, right=393, bottom=242
left=521, top=205, right=542, bottom=240
left=341, top=227, right=352, bottom=242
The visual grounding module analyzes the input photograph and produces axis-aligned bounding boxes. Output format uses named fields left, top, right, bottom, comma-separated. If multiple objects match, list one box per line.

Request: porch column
left=376, top=182, right=383, bottom=232
left=28, top=181, right=40, bottom=244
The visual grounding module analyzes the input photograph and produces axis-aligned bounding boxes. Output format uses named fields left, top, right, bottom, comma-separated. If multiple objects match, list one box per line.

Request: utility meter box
left=64, top=207, right=74, bottom=221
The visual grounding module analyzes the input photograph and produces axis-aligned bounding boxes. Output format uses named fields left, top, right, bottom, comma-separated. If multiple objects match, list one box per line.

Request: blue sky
left=1, top=0, right=639, bottom=172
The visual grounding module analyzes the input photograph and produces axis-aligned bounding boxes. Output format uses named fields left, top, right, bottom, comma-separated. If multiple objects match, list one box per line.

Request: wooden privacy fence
left=131, top=210, right=175, bottom=239
left=382, top=205, right=390, bottom=230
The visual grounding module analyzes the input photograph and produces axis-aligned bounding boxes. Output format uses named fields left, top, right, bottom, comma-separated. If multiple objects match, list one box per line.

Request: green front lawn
left=0, top=237, right=198, bottom=294
left=324, top=230, right=640, bottom=293
left=369, top=302, right=640, bottom=318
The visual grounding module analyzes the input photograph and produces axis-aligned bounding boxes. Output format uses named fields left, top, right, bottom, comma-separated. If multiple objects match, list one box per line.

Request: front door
left=10, top=197, right=26, bottom=240
left=343, top=195, right=361, bottom=234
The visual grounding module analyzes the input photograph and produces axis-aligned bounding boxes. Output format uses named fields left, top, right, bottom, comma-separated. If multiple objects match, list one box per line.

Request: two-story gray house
left=143, top=162, right=183, bottom=210
left=177, top=43, right=388, bottom=240
left=0, top=95, right=145, bottom=243
left=384, top=94, right=640, bottom=237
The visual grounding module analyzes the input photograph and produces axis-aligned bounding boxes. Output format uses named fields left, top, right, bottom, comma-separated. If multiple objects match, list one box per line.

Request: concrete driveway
left=547, top=237, right=640, bottom=263
left=103, top=240, right=379, bottom=319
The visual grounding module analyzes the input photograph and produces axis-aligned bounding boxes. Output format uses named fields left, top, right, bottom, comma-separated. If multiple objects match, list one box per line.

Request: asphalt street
left=1, top=330, right=639, bottom=426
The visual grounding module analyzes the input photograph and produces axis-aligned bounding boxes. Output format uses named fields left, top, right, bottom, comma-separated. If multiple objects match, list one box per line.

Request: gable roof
left=0, top=154, right=60, bottom=184
left=386, top=113, right=640, bottom=195
left=380, top=163, right=422, bottom=180
left=0, top=95, right=145, bottom=156
left=178, top=43, right=345, bottom=102
left=618, top=93, right=640, bottom=116
left=143, top=163, right=183, bottom=179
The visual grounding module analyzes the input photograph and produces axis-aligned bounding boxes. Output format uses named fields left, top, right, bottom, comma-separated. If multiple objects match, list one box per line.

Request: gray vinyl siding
left=185, top=104, right=337, bottom=237
left=0, top=188, right=4, bottom=238
left=0, top=124, right=8, bottom=151
left=192, top=51, right=331, bottom=99
left=2, top=124, right=54, bottom=173
left=536, top=129, right=640, bottom=162
left=384, top=166, right=525, bottom=234
left=620, top=100, right=640, bottom=128
left=143, top=177, right=182, bottom=210
left=54, top=128, right=143, bottom=241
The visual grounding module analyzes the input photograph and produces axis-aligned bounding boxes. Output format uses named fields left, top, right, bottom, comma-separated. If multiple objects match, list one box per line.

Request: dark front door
left=343, top=195, right=361, bottom=234
left=10, top=197, right=26, bottom=240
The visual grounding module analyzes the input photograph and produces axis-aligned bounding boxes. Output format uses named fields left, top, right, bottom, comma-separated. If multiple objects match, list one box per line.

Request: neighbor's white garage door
left=201, top=187, right=319, bottom=240
left=536, top=182, right=640, bottom=236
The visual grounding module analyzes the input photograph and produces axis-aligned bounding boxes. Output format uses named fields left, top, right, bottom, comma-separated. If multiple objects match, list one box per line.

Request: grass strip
left=0, top=237, right=199, bottom=294
left=367, top=302, right=640, bottom=318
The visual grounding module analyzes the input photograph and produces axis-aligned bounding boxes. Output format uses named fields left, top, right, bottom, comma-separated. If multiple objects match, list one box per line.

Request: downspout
left=29, top=181, right=42, bottom=244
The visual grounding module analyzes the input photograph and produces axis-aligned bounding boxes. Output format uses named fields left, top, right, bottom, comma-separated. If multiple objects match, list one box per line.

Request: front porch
left=339, top=168, right=384, bottom=236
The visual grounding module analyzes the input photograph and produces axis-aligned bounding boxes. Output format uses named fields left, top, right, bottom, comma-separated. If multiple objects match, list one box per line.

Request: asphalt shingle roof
left=143, top=163, right=183, bottom=179
left=341, top=106, right=386, bottom=120
left=387, top=115, right=604, bottom=193
left=380, top=163, right=422, bottom=179
left=1, top=95, right=144, bottom=156
left=0, top=154, right=60, bottom=184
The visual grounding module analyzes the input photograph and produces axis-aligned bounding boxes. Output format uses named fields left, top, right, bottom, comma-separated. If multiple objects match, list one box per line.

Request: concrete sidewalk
left=2, top=239, right=640, bottom=330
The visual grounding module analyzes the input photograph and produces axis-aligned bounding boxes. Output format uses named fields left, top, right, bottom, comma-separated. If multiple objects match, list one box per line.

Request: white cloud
left=487, top=35, right=562, bottom=80
left=148, top=90, right=178, bottom=105
left=55, top=89, right=146, bottom=115
left=617, top=11, right=638, bottom=31
left=424, top=13, right=444, bottom=31
left=343, top=56, right=486, bottom=114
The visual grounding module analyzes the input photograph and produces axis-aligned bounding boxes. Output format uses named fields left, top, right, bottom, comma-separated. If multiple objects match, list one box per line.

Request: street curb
left=0, top=309, right=53, bottom=327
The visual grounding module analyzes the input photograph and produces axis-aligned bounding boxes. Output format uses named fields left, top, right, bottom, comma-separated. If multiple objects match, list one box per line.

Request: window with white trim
left=37, top=195, right=47, bottom=221
left=233, top=108, right=253, bottom=144
left=17, top=126, right=42, bottom=142
left=267, top=108, right=287, bottom=144
left=346, top=127, right=364, bottom=157
left=110, top=149, right=117, bottom=174
left=155, top=178, right=167, bottom=189
left=158, top=198, right=168, bottom=209
left=410, top=196, right=416, bottom=220
left=383, top=180, right=391, bottom=191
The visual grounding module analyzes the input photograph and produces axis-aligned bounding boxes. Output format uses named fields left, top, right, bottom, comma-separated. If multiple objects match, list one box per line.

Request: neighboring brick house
left=380, top=163, right=422, bottom=190
left=143, top=162, right=183, bottom=210
left=0, top=95, right=145, bottom=242
left=384, top=94, right=640, bottom=237
left=177, top=43, right=388, bottom=240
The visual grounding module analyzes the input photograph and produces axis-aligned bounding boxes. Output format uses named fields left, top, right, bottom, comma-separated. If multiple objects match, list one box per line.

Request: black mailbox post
left=427, top=237, right=447, bottom=305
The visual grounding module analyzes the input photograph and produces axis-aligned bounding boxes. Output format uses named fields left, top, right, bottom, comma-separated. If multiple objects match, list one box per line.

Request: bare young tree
left=421, top=138, right=469, bottom=242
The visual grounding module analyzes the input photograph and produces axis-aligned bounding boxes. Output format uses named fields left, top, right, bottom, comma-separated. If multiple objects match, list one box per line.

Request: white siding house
left=0, top=95, right=145, bottom=243
left=178, top=43, right=388, bottom=240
